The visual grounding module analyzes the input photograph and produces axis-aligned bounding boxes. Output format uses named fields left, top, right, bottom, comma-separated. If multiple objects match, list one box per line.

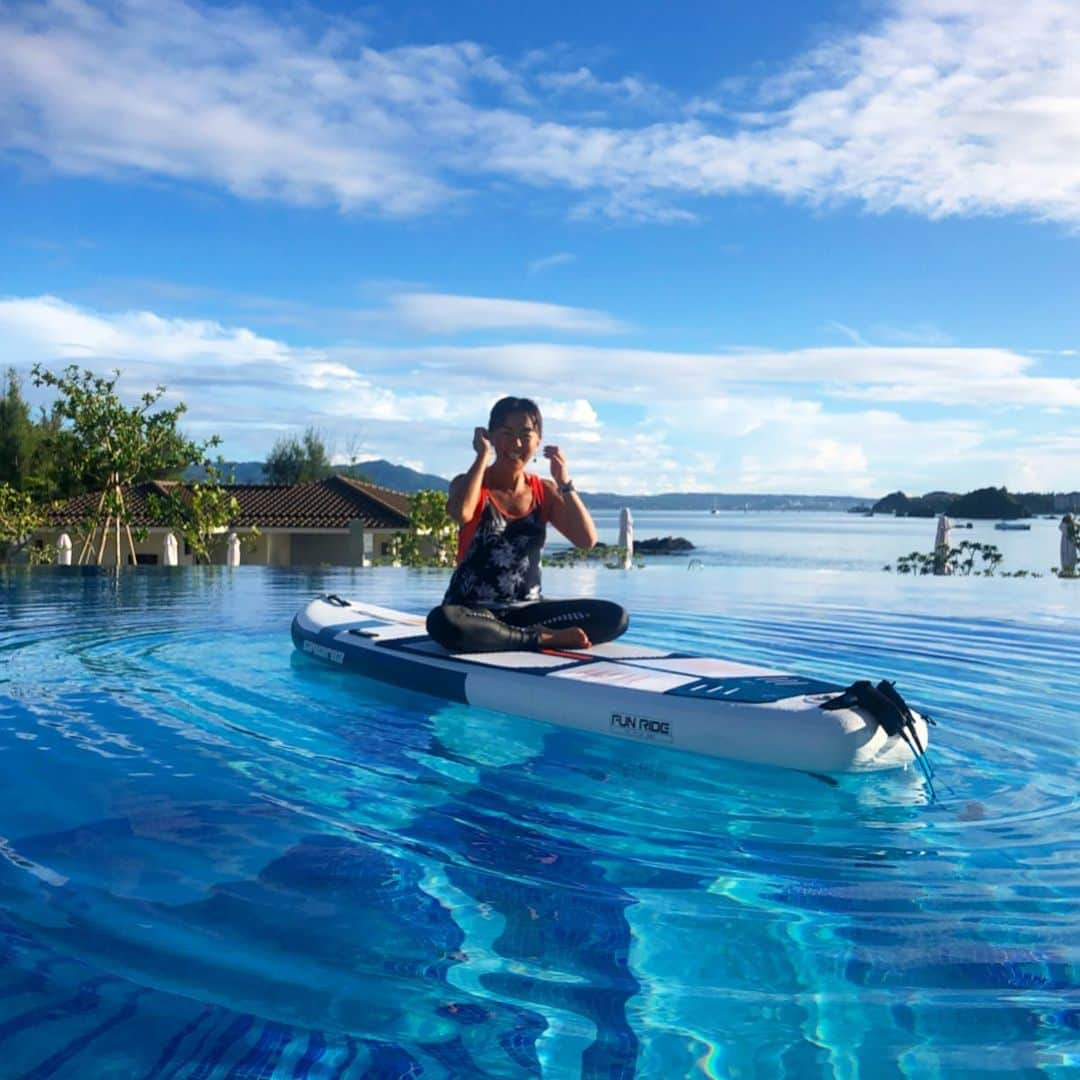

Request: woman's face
left=490, top=410, right=541, bottom=464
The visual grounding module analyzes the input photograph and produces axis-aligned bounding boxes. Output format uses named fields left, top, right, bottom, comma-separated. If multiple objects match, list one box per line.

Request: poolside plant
left=544, top=544, right=642, bottom=569
left=31, top=364, right=223, bottom=567
left=382, top=489, right=458, bottom=567
left=884, top=540, right=1042, bottom=577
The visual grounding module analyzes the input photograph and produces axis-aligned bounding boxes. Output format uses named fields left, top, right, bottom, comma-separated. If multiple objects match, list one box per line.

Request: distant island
left=869, top=486, right=1076, bottom=519
left=195, top=462, right=1079, bottom=518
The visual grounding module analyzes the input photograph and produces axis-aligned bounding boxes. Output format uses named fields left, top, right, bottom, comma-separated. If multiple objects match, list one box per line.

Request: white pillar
left=163, top=531, right=179, bottom=566
left=57, top=533, right=72, bottom=565
left=226, top=532, right=241, bottom=566
left=362, top=530, right=374, bottom=568
left=618, top=507, right=633, bottom=570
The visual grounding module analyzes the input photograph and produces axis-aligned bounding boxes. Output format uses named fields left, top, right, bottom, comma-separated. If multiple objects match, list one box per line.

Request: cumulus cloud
left=3, top=294, right=1076, bottom=492
left=3, top=0, right=1079, bottom=223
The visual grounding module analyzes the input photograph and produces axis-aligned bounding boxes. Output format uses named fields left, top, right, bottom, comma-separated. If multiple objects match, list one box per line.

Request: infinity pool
left=1, top=565, right=1077, bottom=1078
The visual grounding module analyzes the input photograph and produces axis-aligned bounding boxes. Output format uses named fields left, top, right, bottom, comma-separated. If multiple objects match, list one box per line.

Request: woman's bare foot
left=538, top=626, right=592, bottom=650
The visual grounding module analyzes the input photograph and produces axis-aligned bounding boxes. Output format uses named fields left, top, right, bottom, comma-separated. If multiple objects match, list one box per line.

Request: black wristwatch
left=558, top=480, right=576, bottom=495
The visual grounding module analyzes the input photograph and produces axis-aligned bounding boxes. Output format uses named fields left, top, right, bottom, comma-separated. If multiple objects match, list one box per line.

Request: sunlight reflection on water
left=0, top=564, right=1077, bottom=1077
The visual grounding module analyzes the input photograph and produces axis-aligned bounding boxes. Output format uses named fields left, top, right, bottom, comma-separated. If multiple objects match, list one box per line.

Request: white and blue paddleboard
left=291, top=596, right=930, bottom=774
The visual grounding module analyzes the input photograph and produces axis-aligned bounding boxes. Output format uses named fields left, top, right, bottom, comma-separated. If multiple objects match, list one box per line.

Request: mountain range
left=202, top=459, right=450, bottom=492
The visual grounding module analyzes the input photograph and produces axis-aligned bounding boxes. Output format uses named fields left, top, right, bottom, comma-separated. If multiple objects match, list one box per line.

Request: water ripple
left=0, top=566, right=1077, bottom=1077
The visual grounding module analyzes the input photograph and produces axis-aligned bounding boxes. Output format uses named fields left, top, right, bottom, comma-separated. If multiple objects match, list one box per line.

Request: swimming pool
left=1, top=565, right=1077, bottom=1077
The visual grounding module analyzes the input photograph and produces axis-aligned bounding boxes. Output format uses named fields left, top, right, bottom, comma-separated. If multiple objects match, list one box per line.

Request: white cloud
left=3, top=294, right=1077, bottom=493
left=535, top=66, right=672, bottom=111
left=0, top=294, right=293, bottom=366
left=326, top=341, right=1080, bottom=408
left=0, top=0, right=454, bottom=213
left=8, top=295, right=1076, bottom=413
left=538, top=398, right=600, bottom=429
left=388, top=293, right=627, bottom=334
left=737, top=441, right=874, bottom=494
left=3, top=0, right=1080, bottom=223
left=527, top=252, right=577, bottom=274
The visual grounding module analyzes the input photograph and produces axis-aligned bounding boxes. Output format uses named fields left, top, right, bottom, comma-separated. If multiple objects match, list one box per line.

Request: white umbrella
left=57, top=533, right=72, bottom=566
left=618, top=507, right=633, bottom=570
left=226, top=532, right=241, bottom=567
left=1060, top=515, right=1078, bottom=573
left=933, top=514, right=952, bottom=575
left=163, top=531, right=179, bottom=566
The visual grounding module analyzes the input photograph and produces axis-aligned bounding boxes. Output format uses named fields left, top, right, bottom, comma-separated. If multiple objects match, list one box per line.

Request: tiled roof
left=46, top=475, right=413, bottom=530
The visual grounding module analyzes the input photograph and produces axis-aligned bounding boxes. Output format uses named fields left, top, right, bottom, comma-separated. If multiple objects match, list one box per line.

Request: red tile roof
left=46, top=475, right=413, bottom=530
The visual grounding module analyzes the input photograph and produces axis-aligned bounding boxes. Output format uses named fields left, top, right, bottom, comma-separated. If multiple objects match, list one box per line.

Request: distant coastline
left=575, top=492, right=862, bottom=512
left=195, top=461, right=1079, bottom=516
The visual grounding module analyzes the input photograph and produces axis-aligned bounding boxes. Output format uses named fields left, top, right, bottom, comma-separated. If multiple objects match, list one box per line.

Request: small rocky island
left=633, top=536, right=695, bottom=554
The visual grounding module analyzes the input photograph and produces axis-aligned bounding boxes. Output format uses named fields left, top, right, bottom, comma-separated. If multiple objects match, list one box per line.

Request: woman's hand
left=543, top=444, right=570, bottom=487
left=473, top=427, right=492, bottom=461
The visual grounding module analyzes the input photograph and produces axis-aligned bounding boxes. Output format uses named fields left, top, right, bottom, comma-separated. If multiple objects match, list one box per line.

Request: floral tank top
left=443, top=474, right=549, bottom=607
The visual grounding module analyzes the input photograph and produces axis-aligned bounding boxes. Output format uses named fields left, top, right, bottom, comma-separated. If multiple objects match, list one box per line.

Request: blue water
left=1, top=562, right=1078, bottom=1078
left=586, top=509, right=1068, bottom=574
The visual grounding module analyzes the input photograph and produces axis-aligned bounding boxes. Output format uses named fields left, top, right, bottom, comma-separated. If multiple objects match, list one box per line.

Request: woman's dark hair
left=488, top=396, right=542, bottom=435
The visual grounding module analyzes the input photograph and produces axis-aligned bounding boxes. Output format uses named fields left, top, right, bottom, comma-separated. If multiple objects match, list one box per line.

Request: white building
left=36, top=475, right=416, bottom=567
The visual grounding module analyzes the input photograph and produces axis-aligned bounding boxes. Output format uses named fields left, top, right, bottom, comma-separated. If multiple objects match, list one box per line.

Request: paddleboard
left=291, top=595, right=931, bottom=774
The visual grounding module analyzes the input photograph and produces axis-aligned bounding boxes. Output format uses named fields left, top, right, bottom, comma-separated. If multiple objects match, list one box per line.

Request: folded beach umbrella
left=1060, top=514, right=1077, bottom=573
left=618, top=506, right=633, bottom=570
left=934, top=514, right=952, bottom=575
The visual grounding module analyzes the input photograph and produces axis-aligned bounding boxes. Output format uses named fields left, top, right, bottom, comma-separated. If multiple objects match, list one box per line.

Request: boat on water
left=293, top=596, right=932, bottom=776
left=994, top=521, right=1032, bottom=531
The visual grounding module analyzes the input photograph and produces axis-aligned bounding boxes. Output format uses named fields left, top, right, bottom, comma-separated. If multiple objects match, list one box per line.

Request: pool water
left=1, top=565, right=1077, bottom=1078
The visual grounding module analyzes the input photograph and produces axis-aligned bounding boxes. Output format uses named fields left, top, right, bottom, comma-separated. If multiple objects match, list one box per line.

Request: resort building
left=36, top=475, right=415, bottom=567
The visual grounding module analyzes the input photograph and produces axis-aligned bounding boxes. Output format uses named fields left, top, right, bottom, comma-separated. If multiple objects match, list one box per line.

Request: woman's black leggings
left=426, top=598, right=629, bottom=653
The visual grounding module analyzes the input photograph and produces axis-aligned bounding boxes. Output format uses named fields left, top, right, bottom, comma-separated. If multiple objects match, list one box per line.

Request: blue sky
left=2, top=0, right=1078, bottom=496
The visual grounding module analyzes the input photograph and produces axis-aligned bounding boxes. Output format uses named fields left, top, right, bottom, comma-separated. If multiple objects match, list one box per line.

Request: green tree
left=0, top=483, right=45, bottom=562
left=0, top=369, right=43, bottom=491
left=31, top=364, right=221, bottom=566
left=264, top=427, right=331, bottom=484
left=386, top=489, right=457, bottom=567
left=147, top=462, right=251, bottom=565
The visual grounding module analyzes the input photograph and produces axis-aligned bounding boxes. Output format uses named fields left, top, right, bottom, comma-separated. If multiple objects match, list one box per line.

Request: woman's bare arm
left=543, top=444, right=597, bottom=548
left=447, top=428, right=491, bottom=523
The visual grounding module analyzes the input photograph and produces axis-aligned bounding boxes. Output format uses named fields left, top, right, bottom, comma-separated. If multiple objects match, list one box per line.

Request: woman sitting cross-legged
left=426, top=396, right=629, bottom=653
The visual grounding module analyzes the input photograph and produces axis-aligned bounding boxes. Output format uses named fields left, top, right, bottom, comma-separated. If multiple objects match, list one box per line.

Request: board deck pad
left=321, top=600, right=842, bottom=703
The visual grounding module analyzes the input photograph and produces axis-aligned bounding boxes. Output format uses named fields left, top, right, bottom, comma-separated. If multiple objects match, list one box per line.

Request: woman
left=426, top=396, right=629, bottom=652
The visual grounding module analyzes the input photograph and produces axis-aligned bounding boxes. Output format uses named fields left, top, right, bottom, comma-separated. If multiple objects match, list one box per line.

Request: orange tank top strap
left=455, top=485, right=490, bottom=565
left=528, top=473, right=550, bottom=523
